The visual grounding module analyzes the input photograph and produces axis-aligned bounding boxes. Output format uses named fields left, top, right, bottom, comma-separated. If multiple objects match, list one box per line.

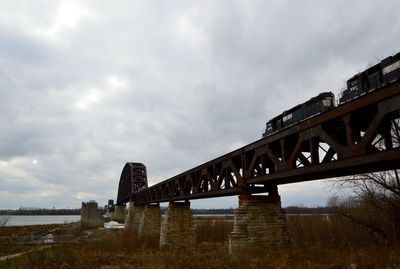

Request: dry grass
left=195, top=219, right=233, bottom=243
left=0, top=216, right=399, bottom=269
left=287, top=214, right=383, bottom=247
left=1, top=240, right=399, bottom=269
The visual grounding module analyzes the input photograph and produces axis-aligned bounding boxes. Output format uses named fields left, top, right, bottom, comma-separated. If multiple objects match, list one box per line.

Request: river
left=1, top=214, right=235, bottom=227
left=1, top=215, right=80, bottom=226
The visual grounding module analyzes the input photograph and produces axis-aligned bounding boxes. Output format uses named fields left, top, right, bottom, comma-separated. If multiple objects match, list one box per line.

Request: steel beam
left=121, top=82, right=400, bottom=204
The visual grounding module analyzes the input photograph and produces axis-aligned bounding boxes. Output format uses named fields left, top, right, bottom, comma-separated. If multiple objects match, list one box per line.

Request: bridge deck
left=119, top=82, right=400, bottom=205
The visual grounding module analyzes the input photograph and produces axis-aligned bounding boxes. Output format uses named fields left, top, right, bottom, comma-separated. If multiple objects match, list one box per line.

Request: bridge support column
left=125, top=202, right=145, bottom=234
left=112, top=205, right=126, bottom=223
left=228, top=188, right=290, bottom=253
left=138, top=204, right=160, bottom=245
left=80, top=201, right=104, bottom=229
left=160, top=201, right=195, bottom=249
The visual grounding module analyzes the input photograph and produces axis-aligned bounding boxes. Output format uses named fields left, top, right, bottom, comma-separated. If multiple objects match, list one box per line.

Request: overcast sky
left=1, top=1, right=399, bottom=209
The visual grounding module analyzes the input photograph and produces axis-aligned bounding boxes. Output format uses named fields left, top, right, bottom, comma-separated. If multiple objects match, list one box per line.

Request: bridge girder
left=120, top=82, right=400, bottom=204
left=117, top=162, right=147, bottom=205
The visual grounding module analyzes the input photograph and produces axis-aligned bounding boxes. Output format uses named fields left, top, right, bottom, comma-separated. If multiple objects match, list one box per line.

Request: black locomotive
left=263, top=92, right=335, bottom=137
left=340, top=52, right=400, bottom=103
left=263, top=51, right=400, bottom=137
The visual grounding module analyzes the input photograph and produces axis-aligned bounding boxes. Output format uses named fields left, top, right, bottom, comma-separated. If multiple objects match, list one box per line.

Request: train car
left=263, top=92, right=335, bottom=137
left=263, top=51, right=399, bottom=138
left=340, top=52, right=400, bottom=103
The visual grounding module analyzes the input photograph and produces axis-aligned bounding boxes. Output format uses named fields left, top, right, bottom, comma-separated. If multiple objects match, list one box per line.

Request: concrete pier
left=81, top=201, right=104, bottom=229
left=138, top=204, right=161, bottom=244
left=125, top=202, right=145, bottom=233
left=160, top=201, right=195, bottom=249
left=112, top=205, right=126, bottom=223
left=228, top=190, right=290, bottom=253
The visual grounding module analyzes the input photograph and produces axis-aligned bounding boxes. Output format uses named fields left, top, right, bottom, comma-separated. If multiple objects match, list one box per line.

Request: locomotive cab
left=340, top=72, right=366, bottom=103
left=263, top=116, right=283, bottom=137
left=263, top=121, right=273, bottom=137
left=266, top=122, right=273, bottom=133
left=321, top=93, right=335, bottom=109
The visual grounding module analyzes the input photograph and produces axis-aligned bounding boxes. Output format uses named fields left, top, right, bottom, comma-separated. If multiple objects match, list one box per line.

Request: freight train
left=262, top=52, right=400, bottom=137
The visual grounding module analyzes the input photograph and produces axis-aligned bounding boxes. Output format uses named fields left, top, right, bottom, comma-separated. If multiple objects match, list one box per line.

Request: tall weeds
left=195, top=220, right=233, bottom=243
left=195, top=214, right=386, bottom=247
left=1, top=216, right=399, bottom=268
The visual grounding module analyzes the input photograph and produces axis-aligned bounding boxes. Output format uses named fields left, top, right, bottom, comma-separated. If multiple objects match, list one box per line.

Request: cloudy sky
left=1, top=1, right=399, bottom=209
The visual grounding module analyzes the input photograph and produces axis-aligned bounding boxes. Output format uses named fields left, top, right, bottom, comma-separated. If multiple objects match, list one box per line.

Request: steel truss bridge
left=117, top=82, right=400, bottom=205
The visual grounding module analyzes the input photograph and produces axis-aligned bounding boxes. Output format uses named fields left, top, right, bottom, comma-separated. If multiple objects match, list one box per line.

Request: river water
left=2, top=215, right=80, bottom=226
left=1, top=214, right=235, bottom=227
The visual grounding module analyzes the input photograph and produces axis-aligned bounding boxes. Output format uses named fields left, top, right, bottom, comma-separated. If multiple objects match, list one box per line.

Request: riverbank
left=0, top=216, right=399, bottom=268
left=0, top=223, right=79, bottom=258
left=0, top=223, right=70, bottom=237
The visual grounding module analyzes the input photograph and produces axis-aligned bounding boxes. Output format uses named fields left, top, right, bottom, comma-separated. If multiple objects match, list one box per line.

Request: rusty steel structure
left=116, top=82, right=400, bottom=205
left=117, top=162, right=148, bottom=205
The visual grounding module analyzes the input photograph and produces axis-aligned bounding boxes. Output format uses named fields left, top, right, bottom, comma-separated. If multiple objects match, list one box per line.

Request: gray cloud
left=1, top=0, right=400, bottom=209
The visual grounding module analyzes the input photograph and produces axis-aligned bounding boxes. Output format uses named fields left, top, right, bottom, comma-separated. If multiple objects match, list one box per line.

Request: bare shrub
left=328, top=117, right=400, bottom=244
left=287, top=214, right=380, bottom=247
left=329, top=169, right=400, bottom=243
left=0, top=215, right=10, bottom=227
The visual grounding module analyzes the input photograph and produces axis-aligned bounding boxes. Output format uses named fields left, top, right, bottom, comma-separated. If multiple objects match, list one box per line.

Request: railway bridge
left=113, top=81, right=400, bottom=252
